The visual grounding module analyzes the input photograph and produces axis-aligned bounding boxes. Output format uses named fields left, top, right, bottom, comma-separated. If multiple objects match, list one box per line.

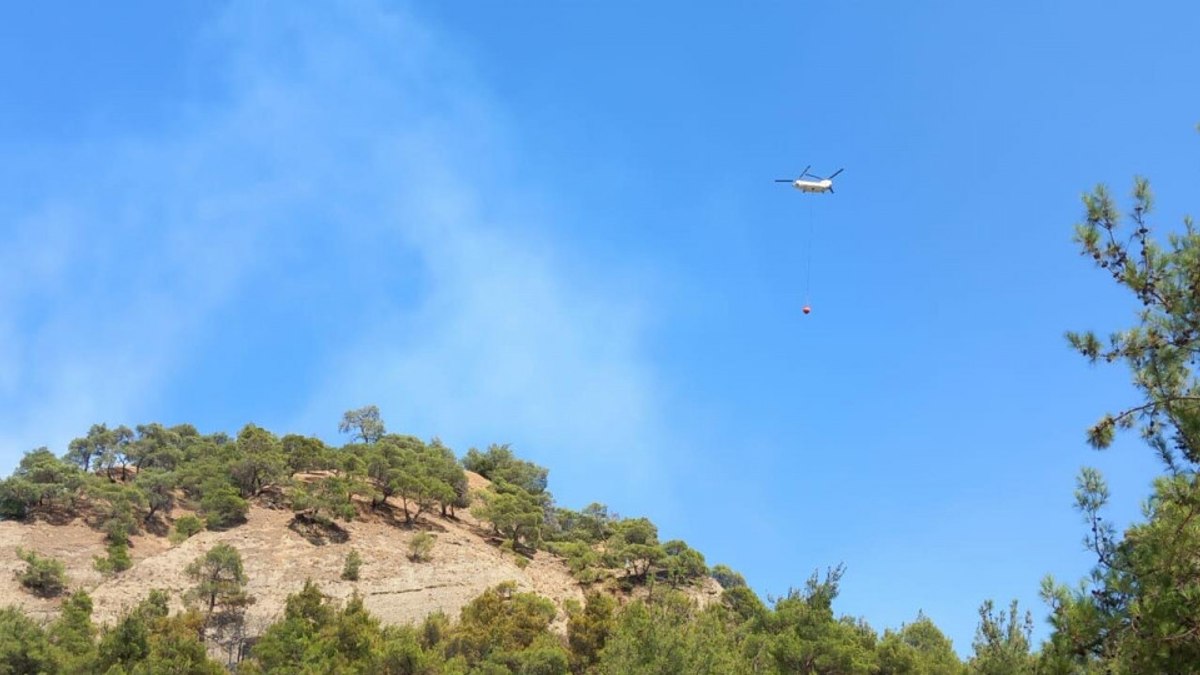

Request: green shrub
left=199, top=483, right=248, bottom=530
left=94, top=542, right=132, bottom=575
left=103, top=518, right=132, bottom=546
left=0, top=477, right=37, bottom=519
left=15, top=548, right=67, bottom=597
left=87, top=482, right=144, bottom=544
left=108, top=542, right=132, bottom=572
left=420, top=610, right=451, bottom=649
left=409, top=532, right=435, bottom=562
left=342, top=549, right=363, bottom=581
left=547, top=540, right=601, bottom=583
left=0, top=607, right=58, bottom=673
left=574, top=566, right=601, bottom=584
left=710, top=564, right=747, bottom=589
left=662, top=540, right=707, bottom=587
left=169, top=515, right=204, bottom=544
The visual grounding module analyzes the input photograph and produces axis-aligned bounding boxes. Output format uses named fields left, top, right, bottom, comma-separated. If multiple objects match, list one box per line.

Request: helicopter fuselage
left=792, top=179, right=833, bottom=193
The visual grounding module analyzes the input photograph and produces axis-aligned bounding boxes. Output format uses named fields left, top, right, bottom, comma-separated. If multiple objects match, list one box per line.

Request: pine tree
left=1044, top=162, right=1200, bottom=671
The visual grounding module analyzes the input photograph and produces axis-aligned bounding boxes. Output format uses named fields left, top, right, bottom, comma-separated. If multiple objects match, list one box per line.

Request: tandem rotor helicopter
left=775, top=165, right=844, bottom=194
left=775, top=165, right=844, bottom=315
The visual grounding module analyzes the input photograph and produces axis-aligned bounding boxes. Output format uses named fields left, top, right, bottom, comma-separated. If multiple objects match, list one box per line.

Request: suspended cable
left=804, top=198, right=815, bottom=313
left=773, top=165, right=843, bottom=316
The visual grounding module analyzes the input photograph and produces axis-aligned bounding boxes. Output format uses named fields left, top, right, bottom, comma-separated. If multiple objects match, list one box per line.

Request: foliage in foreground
left=0, top=575, right=969, bottom=674
left=1041, top=167, right=1200, bottom=673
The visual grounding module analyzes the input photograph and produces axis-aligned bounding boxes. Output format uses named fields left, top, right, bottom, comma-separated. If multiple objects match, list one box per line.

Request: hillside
left=0, top=413, right=969, bottom=673
left=0, top=471, right=719, bottom=634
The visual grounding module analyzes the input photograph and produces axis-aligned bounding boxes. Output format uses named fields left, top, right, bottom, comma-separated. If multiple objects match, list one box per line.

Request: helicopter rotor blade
left=774, top=179, right=794, bottom=183
left=827, top=168, right=844, bottom=179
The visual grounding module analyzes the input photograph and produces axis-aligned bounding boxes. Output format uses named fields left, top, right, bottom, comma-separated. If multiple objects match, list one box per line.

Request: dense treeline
left=2, top=562, right=967, bottom=673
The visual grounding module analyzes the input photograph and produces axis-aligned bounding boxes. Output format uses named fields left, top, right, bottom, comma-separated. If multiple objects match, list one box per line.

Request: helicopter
left=775, top=166, right=844, bottom=194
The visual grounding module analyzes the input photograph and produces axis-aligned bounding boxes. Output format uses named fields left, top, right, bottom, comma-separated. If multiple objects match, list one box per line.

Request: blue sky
left=3, top=0, right=1199, bottom=654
